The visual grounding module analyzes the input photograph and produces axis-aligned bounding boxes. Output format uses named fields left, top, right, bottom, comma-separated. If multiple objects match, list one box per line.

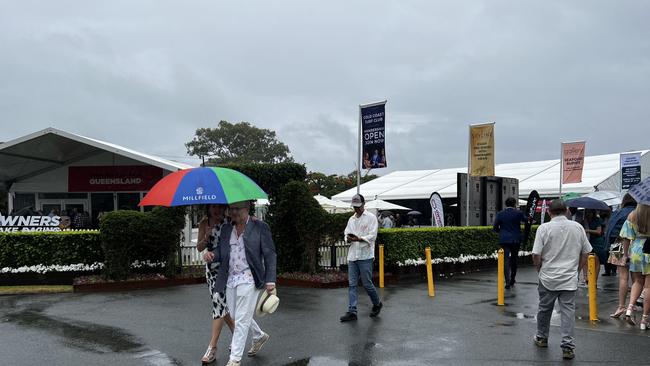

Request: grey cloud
left=1, top=1, right=648, bottom=174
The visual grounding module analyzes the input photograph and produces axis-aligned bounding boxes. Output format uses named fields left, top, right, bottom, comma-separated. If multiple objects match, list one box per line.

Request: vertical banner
left=562, top=142, right=586, bottom=184
left=429, top=192, right=444, bottom=227
left=360, top=101, right=387, bottom=169
left=469, top=123, right=495, bottom=176
left=539, top=199, right=548, bottom=224
left=523, top=190, right=540, bottom=245
left=621, top=152, right=642, bottom=190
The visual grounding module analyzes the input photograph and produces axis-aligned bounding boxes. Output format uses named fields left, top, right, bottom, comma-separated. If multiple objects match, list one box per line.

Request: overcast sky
left=1, top=1, right=649, bottom=175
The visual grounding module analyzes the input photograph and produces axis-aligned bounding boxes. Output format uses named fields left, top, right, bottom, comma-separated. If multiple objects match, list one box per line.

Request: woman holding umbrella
left=198, top=204, right=235, bottom=364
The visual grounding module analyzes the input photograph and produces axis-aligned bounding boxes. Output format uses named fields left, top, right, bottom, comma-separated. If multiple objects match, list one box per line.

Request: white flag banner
left=430, top=192, right=444, bottom=227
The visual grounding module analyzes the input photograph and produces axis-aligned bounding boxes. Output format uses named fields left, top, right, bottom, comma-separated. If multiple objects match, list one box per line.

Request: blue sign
left=361, top=102, right=386, bottom=169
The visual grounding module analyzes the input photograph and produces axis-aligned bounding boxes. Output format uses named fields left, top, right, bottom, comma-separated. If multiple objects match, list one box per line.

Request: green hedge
left=377, top=226, right=538, bottom=267
left=0, top=231, right=102, bottom=268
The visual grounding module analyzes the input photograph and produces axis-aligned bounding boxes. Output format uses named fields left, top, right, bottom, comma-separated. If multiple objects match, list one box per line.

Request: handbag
left=608, top=240, right=627, bottom=267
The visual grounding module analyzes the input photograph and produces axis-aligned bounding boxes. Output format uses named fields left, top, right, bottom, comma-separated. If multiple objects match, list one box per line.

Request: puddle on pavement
left=5, top=308, right=181, bottom=365
left=501, top=310, right=535, bottom=319
left=283, top=357, right=360, bottom=366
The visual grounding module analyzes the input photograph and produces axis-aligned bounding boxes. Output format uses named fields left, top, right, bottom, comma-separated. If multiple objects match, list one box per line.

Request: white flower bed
left=1, top=260, right=165, bottom=274
left=396, top=250, right=533, bottom=267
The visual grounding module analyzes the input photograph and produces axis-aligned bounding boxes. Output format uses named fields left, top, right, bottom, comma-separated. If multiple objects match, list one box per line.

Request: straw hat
left=255, top=288, right=279, bottom=317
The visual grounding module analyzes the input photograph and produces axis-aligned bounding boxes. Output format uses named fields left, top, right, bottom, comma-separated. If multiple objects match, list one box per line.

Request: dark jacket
left=213, top=217, right=277, bottom=292
left=605, top=205, right=636, bottom=244
left=493, top=208, right=527, bottom=244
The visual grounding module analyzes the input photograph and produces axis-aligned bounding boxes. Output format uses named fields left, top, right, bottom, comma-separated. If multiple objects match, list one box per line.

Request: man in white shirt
left=532, top=199, right=592, bottom=360
left=340, top=194, right=383, bottom=322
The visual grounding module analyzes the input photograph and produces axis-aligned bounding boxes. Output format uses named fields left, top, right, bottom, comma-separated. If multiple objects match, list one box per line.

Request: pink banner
left=562, top=142, right=586, bottom=184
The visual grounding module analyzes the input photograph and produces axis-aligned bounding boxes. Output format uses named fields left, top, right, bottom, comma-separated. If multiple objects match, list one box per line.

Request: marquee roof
left=333, top=150, right=650, bottom=201
left=0, top=127, right=193, bottom=187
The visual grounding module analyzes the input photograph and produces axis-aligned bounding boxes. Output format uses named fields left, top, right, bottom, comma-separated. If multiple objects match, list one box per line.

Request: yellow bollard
left=425, top=247, right=435, bottom=297
left=379, top=245, right=385, bottom=288
left=588, top=254, right=598, bottom=321
left=497, top=249, right=505, bottom=306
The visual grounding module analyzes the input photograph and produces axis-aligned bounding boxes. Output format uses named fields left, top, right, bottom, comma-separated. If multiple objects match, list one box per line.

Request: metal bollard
left=588, top=254, right=598, bottom=321
left=497, top=249, right=505, bottom=306
left=425, top=247, right=435, bottom=297
left=379, top=245, right=385, bottom=288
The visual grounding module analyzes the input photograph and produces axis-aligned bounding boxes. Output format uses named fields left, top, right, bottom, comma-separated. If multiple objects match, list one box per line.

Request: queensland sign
left=0, top=215, right=62, bottom=232
left=361, top=101, right=387, bottom=169
left=69, top=166, right=163, bottom=192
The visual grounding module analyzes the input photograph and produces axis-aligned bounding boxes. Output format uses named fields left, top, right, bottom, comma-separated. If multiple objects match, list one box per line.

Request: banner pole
left=559, top=142, right=563, bottom=198
left=357, top=105, right=362, bottom=194
left=466, top=125, right=471, bottom=226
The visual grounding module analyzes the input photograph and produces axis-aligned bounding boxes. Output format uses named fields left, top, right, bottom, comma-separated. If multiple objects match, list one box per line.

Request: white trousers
left=226, top=282, right=264, bottom=362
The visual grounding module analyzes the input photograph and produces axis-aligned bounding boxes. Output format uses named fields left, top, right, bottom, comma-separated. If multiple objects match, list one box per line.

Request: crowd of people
left=493, top=191, right=649, bottom=360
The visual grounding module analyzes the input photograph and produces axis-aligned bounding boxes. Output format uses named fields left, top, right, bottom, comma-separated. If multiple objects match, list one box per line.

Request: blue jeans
left=348, top=259, right=381, bottom=314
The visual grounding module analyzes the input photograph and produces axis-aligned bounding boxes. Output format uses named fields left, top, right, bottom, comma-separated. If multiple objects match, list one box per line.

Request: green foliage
left=322, top=212, right=352, bottom=246
left=306, top=171, right=378, bottom=197
left=377, top=226, right=538, bottom=267
left=0, top=231, right=102, bottom=268
left=186, top=121, right=293, bottom=165
left=221, top=162, right=306, bottom=197
left=99, top=207, right=186, bottom=280
left=266, top=181, right=328, bottom=273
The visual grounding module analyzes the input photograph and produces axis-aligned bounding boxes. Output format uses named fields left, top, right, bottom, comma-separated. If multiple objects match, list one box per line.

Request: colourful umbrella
left=139, top=167, right=267, bottom=207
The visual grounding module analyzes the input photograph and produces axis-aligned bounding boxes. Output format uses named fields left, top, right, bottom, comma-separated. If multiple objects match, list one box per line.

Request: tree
left=186, top=121, right=293, bottom=165
left=306, top=170, right=378, bottom=198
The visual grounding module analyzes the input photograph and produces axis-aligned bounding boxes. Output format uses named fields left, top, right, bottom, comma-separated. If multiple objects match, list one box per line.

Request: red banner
left=562, top=142, right=585, bottom=184
left=69, top=166, right=163, bottom=192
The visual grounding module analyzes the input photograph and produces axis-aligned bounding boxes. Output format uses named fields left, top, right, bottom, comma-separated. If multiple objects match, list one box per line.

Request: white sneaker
left=225, top=361, right=241, bottom=366
left=247, top=332, right=270, bottom=357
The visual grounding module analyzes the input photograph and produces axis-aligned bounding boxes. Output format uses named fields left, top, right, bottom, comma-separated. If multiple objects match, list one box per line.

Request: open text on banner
left=360, top=101, right=387, bottom=170
left=621, top=152, right=642, bottom=190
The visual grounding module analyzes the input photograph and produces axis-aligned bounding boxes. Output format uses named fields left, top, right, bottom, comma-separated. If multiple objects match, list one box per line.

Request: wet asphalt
left=1, top=266, right=649, bottom=366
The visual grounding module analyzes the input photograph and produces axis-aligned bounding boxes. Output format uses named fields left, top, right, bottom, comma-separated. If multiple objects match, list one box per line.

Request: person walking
left=606, top=194, right=637, bottom=319
left=340, top=194, right=383, bottom=322
left=198, top=204, right=235, bottom=364
left=532, top=200, right=592, bottom=360
left=621, top=203, right=650, bottom=329
left=493, top=197, right=527, bottom=289
left=214, top=200, right=277, bottom=366
left=584, top=210, right=607, bottom=287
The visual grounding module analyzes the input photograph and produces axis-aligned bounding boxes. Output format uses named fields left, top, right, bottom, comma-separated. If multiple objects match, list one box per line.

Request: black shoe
left=370, top=302, right=383, bottom=317
left=562, top=347, right=575, bottom=360
left=533, top=336, right=548, bottom=348
left=340, top=312, right=357, bottom=322
left=505, top=285, right=511, bottom=290
left=510, top=278, right=516, bottom=286
left=602, top=272, right=611, bottom=277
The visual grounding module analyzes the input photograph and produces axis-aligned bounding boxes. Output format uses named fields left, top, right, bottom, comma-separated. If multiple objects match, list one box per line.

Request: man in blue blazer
left=493, top=197, right=527, bottom=289
left=213, top=200, right=277, bottom=366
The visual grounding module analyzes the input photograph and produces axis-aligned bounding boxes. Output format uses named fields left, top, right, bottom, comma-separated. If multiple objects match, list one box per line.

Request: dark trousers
left=500, top=243, right=520, bottom=285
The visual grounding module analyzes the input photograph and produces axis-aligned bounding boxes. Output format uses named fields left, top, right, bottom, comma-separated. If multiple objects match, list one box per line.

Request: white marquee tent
left=333, top=150, right=650, bottom=202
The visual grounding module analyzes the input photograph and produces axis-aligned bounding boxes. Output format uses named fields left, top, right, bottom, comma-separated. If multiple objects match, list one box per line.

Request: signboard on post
left=360, top=101, right=387, bottom=170
left=561, top=142, right=586, bottom=184
left=429, top=192, right=444, bottom=227
left=621, top=152, right=642, bottom=190
left=469, top=123, right=495, bottom=177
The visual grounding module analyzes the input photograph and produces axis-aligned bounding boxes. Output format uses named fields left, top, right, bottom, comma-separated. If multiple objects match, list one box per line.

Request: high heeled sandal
left=610, top=306, right=626, bottom=318
left=625, top=304, right=636, bottom=325
left=201, top=345, right=217, bottom=364
left=641, top=315, right=649, bottom=331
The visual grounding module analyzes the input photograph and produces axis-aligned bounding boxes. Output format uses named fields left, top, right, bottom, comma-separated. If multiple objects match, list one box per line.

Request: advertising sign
left=429, top=192, right=444, bottom=227
left=361, top=102, right=386, bottom=169
left=69, top=166, right=163, bottom=192
left=562, top=142, right=586, bottom=184
left=0, top=215, right=61, bottom=232
left=469, top=123, right=495, bottom=176
left=621, top=152, right=642, bottom=190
